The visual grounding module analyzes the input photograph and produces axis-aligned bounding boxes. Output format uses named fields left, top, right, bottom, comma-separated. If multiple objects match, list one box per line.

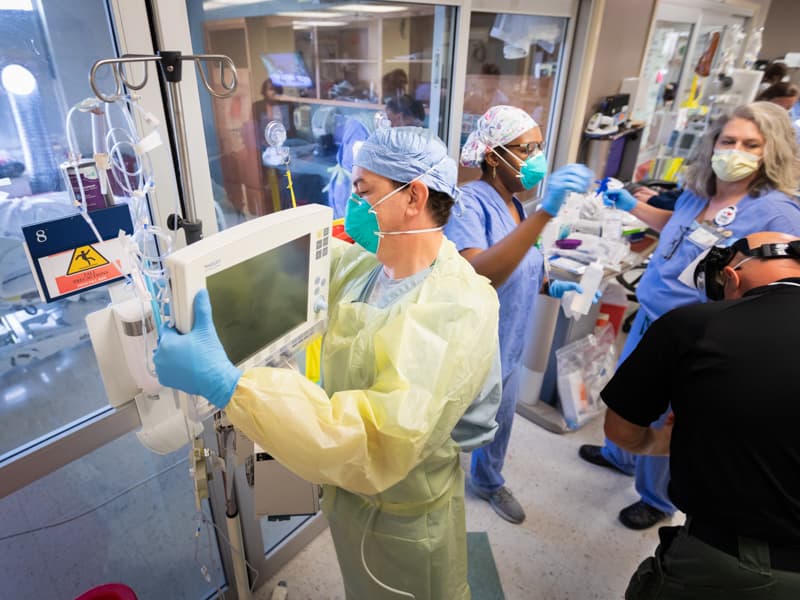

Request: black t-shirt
left=602, top=278, right=800, bottom=546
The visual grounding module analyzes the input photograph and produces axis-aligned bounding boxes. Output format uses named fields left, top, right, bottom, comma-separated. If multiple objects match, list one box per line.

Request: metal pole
left=159, top=50, right=203, bottom=244
left=165, top=80, right=196, bottom=224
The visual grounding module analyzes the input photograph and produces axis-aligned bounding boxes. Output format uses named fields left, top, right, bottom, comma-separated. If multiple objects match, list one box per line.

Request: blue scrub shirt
left=444, top=180, right=544, bottom=380
left=637, top=188, right=800, bottom=321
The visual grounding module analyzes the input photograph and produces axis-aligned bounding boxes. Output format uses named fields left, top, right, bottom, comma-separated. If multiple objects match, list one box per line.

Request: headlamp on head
left=694, top=238, right=800, bottom=301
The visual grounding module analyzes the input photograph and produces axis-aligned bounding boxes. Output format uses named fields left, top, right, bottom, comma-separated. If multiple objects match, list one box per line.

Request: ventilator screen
left=206, top=235, right=310, bottom=365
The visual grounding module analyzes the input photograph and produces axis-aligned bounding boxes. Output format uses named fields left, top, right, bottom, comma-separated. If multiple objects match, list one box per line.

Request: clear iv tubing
left=65, top=104, right=104, bottom=244
left=360, top=505, right=415, bottom=599
left=105, top=96, right=157, bottom=202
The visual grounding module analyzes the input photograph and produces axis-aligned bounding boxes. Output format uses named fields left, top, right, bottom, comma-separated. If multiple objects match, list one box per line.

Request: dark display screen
left=206, top=235, right=310, bottom=366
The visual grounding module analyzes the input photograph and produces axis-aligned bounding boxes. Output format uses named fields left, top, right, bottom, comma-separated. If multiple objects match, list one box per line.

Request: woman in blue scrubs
left=580, top=101, right=800, bottom=529
left=445, top=105, right=594, bottom=523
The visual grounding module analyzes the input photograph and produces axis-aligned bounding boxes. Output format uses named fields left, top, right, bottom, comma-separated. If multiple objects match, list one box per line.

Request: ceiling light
left=278, top=11, right=345, bottom=18
left=2, top=65, right=37, bottom=96
left=203, top=0, right=270, bottom=10
left=333, top=4, right=408, bottom=13
left=293, top=20, right=349, bottom=27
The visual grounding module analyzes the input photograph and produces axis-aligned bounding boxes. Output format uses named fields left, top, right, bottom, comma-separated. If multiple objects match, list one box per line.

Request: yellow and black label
left=66, top=244, right=109, bottom=275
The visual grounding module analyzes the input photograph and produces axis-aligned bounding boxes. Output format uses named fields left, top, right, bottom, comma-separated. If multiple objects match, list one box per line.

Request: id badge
left=687, top=223, right=723, bottom=249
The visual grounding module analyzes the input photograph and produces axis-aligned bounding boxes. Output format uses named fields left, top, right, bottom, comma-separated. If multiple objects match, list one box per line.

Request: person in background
left=446, top=105, right=595, bottom=524
left=325, top=69, right=413, bottom=219
left=155, top=127, right=502, bottom=600
left=579, top=101, right=800, bottom=530
left=757, top=82, right=800, bottom=146
left=381, top=68, right=408, bottom=102
left=756, top=82, right=800, bottom=111
left=758, top=60, right=788, bottom=93
left=464, top=63, right=510, bottom=115
left=604, top=231, right=800, bottom=599
left=385, top=94, right=426, bottom=128
left=252, top=78, right=295, bottom=141
left=325, top=112, right=376, bottom=219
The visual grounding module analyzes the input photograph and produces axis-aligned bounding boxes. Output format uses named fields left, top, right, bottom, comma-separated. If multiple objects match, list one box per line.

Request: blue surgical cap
left=353, top=126, right=458, bottom=197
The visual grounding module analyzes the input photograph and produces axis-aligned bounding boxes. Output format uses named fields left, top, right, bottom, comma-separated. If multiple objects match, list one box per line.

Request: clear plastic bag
left=556, top=325, right=617, bottom=429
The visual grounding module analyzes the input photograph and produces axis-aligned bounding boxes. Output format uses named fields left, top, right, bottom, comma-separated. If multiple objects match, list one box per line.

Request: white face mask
left=711, top=149, right=761, bottom=182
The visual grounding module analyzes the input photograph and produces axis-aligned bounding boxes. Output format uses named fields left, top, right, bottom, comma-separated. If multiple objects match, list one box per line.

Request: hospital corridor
left=1, top=0, right=799, bottom=599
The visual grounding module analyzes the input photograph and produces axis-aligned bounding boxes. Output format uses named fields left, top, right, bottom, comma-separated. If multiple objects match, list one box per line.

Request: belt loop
left=737, top=535, right=772, bottom=576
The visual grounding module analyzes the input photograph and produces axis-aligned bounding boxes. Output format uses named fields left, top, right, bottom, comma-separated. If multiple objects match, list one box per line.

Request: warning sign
left=32, top=237, right=128, bottom=301
left=66, top=245, right=109, bottom=275
left=55, top=261, right=122, bottom=294
left=21, top=205, right=134, bottom=303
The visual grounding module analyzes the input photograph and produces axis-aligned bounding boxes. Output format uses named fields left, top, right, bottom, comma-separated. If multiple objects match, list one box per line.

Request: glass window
left=0, top=431, right=225, bottom=599
left=633, top=21, right=693, bottom=168
left=0, top=0, right=128, bottom=456
left=457, top=13, right=569, bottom=197
left=633, top=19, right=747, bottom=181
left=679, top=25, right=727, bottom=108
left=185, top=0, right=457, bottom=224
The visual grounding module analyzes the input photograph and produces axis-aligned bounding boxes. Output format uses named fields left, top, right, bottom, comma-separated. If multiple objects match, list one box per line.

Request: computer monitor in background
left=260, top=52, right=314, bottom=90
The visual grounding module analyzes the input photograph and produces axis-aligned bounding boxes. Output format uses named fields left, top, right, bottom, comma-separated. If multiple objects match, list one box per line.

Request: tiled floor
left=255, top=414, right=682, bottom=600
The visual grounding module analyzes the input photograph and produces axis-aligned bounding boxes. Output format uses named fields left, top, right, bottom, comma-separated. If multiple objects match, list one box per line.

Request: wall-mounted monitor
left=261, top=52, right=314, bottom=89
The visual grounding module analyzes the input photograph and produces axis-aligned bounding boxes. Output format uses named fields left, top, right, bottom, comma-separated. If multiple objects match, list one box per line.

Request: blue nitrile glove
left=154, top=289, right=241, bottom=410
left=540, top=163, right=595, bottom=216
left=603, top=188, right=637, bottom=211
left=548, top=280, right=603, bottom=303
left=548, top=280, right=582, bottom=298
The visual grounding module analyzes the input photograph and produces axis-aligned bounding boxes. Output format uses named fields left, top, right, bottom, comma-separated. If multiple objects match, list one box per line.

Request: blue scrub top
left=444, top=180, right=544, bottom=380
left=637, top=188, right=800, bottom=321
left=327, top=118, right=371, bottom=219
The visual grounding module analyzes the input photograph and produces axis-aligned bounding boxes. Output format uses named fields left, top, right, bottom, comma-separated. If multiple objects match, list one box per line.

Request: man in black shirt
left=603, top=231, right=800, bottom=599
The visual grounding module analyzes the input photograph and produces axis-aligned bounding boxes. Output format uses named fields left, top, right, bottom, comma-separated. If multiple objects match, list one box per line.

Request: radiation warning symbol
left=66, top=244, right=109, bottom=275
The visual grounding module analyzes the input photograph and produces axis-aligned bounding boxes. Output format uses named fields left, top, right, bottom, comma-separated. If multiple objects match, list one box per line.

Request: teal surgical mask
left=344, top=171, right=444, bottom=254
left=345, top=192, right=381, bottom=253
left=494, top=147, right=549, bottom=190
left=519, top=152, right=548, bottom=189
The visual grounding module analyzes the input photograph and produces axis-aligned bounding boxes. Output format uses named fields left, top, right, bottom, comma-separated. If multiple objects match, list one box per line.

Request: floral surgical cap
left=460, top=105, right=539, bottom=168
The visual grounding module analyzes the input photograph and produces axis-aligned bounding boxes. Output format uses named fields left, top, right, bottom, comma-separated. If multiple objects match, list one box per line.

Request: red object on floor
left=74, top=583, right=138, bottom=600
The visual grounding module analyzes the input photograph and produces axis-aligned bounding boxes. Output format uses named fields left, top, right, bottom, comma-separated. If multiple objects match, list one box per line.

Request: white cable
left=0, top=459, right=186, bottom=542
left=199, top=509, right=261, bottom=593
left=360, top=504, right=415, bottom=599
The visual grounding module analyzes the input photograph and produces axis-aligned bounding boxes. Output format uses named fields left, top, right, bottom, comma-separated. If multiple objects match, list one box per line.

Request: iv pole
left=89, top=53, right=254, bottom=600
left=89, top=51, right=237, bottom=243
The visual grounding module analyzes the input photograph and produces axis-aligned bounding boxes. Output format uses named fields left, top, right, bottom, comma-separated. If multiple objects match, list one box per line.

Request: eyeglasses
left=503, top=141, right=545, bottom=156
left=663, top=225, right=691, bottom=260
left=730, top=256, right=755, bottom=271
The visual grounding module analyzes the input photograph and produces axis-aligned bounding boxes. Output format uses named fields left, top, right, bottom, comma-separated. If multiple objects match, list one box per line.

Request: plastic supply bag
left=556, top=325, right=616, bottom=429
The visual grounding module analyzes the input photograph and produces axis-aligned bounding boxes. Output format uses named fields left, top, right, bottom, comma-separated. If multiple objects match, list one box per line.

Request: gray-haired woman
left=580, top=101, right=800, bottom=530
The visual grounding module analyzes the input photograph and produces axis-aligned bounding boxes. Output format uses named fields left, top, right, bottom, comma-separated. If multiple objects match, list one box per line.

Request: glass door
left=0, top=1, right=228, bottom=599
left=451, top=1, right=576, bottom=203
left=185, top=0, right=457, bottom=223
